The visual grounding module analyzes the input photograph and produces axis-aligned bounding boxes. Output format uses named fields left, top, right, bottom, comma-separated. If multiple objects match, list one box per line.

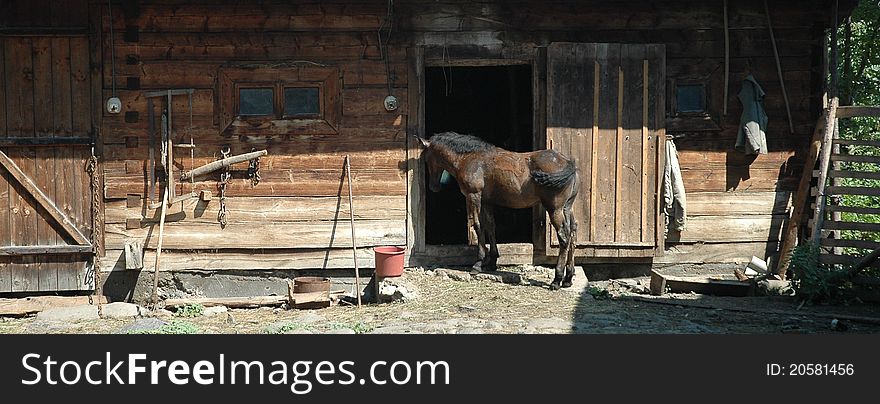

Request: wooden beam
left=0, top=245, right=93, bottom=256
left=0, top=150, right=90, bottom=245
left=722, top=0, right=729, bottom=115
left=0, top=295, right=107, bottom=316
left=833, top=138, right=880, bottom=147
left=826, top=186, right=880, bottom=197
left=809, top=98, right=839, bottom=244
left=614, top=65, right=624, bottom=241
left=164, top=296, right=287, bottom=309
left=0, top=137, right=92, bottom=147
left=590, top=60, right=600, bottom=241
left=650, top=269, right=753, bottom=297
left=837, top=106, right=880, bottom=118
left=179, top=149, right=267, bottom=180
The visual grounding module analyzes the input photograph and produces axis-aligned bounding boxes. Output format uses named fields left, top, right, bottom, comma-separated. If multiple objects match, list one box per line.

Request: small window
left=675, top=84, right=706, bottom=114
left=284, top=87, right=320, bottom=117
left=239, top=88, right=274, bottom=116
left=218, top=65, right=341, bottom=135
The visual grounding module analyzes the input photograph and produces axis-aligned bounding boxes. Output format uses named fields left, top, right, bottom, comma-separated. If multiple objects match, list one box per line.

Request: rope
left=86, top=148, right=102, bottom=309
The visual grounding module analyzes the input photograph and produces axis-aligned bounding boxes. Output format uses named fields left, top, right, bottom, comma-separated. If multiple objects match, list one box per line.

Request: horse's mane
left=429, top=132, right=495, bottom=154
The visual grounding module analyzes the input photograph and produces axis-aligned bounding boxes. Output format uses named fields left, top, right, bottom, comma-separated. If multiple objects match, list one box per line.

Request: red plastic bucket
left=374, top=246, right=406, bottom=277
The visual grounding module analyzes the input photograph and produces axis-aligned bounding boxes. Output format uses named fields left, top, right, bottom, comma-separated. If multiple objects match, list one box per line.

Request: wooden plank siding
left=78, top=0, right=836, bottom=272
left=93, top=1, right=409, bottom=272
left=0, top=32, right=93, bottom=292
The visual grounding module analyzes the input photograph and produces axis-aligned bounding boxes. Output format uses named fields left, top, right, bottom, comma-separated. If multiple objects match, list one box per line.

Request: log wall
left=93, top=0, right=837, bottom=272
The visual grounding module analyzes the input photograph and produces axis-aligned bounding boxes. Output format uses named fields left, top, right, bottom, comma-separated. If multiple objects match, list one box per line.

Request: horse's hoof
left=469, top=266, right=482, bottom=275
left=549, top=282, right=562, bottom=291
left=561, top=280, right=573, bottom=288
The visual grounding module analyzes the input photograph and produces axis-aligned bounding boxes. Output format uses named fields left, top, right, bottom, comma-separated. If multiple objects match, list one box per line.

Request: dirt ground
left=1, top=265, right=879, bottom=334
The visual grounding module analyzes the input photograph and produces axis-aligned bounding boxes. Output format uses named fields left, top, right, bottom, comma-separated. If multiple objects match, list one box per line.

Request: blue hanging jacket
left=735, top=75, right=769, bottom=155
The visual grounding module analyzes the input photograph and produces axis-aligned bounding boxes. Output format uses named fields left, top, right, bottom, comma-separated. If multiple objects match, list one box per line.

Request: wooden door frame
left=405, top=45, right=544, bottom=267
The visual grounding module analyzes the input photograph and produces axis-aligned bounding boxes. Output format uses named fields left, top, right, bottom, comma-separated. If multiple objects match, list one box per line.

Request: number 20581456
left=766, top=363, right=854, bottom=376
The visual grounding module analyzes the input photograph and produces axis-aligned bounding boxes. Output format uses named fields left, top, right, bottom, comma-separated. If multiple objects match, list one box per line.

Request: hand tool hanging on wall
left=145, top=88, right=197, bottom=209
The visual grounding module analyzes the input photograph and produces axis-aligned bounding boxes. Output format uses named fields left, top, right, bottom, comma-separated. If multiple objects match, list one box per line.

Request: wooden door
left=546, top=43, right=665, bottom=257
left=0, top=35, right=96, bottom=292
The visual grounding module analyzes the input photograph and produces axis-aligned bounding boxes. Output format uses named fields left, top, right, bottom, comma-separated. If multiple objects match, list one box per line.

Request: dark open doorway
left=424, top=64, right=534, bottom=245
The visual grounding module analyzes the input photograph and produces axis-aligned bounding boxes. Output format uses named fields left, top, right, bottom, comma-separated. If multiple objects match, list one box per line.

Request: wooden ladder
left=777, top=101, right=880, bottom=277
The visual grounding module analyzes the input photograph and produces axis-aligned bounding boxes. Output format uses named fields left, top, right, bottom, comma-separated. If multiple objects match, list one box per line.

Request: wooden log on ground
left=650, top=269, right=753, bottom=297
left=0, top=296, right=108, bottom=316
left=164, top=296, right=287, bottom=309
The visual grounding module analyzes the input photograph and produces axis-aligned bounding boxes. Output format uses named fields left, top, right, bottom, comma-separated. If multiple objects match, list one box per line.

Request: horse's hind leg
left=562, top=204, right=578, bottom=288
left=480, top=204, right=499, bottom=271
left=548, top=208, right=570, bottom=290
left=466, top=193, right=488, bottom=274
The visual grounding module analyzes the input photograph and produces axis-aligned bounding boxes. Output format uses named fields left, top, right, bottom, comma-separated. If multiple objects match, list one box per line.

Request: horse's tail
left=532, top=158, right=577, bottom=189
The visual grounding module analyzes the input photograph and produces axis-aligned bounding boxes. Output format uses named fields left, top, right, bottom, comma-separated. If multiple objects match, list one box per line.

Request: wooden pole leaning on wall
left=723, top=0, right=730, bottom=116
left=810, top=97, right=840, bottom=244
left=776, top=112, right=827, bottom=279
left=763, top=0, right=794, bottom=134
left=151, top=186, right=169, bottom=306
left=344, top=156, right=362, bottom=308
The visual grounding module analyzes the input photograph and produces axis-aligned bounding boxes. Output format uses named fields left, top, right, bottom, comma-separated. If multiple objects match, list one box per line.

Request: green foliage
left=330, top=321, right=373, bottom=334
left=789, top=244, right=852, bottom=303
left=263, top=322, right=312, bottom=334
left=175, top=303, right=205, bottom=318
left=587, top=286, right=611, bottom=300
left=129, top=320, right=200, bottom=335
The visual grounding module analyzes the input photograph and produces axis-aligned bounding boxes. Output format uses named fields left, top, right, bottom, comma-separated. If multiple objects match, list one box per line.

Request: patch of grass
left=790, top=244, right=856, bottom=303
left=175, top=303, right=205, bottom=318
left=264, top=322, right=312, bottom=334
left=329, top=321, right=373, bottom=334
left=130, top=320, right=199, bottom=335
left=588, top=286, right=611, bottom=300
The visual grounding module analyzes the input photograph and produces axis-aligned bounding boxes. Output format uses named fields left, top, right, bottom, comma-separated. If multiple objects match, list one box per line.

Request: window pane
left=284, top=87, right=320, bottom=116
left=676, top=84, right=705, bottom=113
left=239, top=88, right=274, bottom=116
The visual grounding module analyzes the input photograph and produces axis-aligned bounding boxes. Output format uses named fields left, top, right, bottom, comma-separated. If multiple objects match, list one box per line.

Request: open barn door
left=545, top=43, right=665, bottom=257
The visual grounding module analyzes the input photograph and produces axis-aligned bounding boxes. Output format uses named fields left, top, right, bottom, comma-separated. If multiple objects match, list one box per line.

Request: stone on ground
left=117, top=317, right=167, bottom=334
left=203, top=306, right=228, bottom=316
left=101, top=302, right=141, bottom=319
left=36, top=305, right=100, bottom=322
left=526, top=317, right=571, bottom=331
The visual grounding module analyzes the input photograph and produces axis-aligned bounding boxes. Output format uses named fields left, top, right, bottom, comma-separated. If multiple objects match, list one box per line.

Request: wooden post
left=151, top=187, right=169, bottom=305
left=810, top=98, right=839, bottom=244
left=776, top=112, right=827, bottom=279
left=763, top=0, right=794, bottom=134
left=345, top=156, right=362, bottom=308
left=723, top=0, right=730, bottom=116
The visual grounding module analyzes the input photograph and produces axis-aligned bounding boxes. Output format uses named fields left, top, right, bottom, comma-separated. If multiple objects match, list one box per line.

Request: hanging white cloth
left=663, top=139, right=687, bottom=237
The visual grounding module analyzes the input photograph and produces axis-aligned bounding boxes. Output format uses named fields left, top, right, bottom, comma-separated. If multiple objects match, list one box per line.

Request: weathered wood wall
left=96, top=0, right=409, bottom=272
left=400, top=0, right=830, bottom=265
left=0, top=2, right=95, bottom=292
left=93, top=0, right=835, bottom=274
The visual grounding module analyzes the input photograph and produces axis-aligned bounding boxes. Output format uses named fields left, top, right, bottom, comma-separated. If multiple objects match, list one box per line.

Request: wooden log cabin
left=0, top=0, right=860, bottom=295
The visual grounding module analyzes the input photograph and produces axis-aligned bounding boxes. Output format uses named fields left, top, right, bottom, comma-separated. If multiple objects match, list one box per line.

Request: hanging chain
left=217, top=147, right=230, bottom=228
left=247, top=148, right=261, bottom=187
left=85, top=147, right=102, bottom=306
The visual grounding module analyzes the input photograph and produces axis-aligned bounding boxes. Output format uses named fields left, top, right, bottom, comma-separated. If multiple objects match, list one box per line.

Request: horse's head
left=416, top=136, right=445, bottom=193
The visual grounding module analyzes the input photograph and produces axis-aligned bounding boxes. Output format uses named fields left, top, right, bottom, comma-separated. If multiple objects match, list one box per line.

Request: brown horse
left=417, top=131, right=581, bottom=290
